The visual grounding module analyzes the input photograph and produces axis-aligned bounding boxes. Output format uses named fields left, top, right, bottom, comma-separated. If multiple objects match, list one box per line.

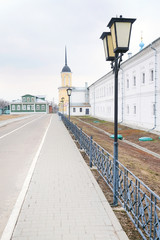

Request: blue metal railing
left=59, top=113, right=160, bottom=240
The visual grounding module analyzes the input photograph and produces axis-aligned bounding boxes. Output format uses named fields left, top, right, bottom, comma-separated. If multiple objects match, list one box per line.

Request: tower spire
left=65, top=46, right=67, bottom=66
left=61, top=46, right=71, bottom=72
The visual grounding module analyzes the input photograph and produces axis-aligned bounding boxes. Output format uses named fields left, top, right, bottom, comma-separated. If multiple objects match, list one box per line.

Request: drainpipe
left=150, top=44, right=157, bottom=130
left=119, top=67, right=124, bottom=123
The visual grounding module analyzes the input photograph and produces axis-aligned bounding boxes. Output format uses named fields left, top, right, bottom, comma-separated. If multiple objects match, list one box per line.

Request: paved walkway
left=2, top=114, right=128, bottom=240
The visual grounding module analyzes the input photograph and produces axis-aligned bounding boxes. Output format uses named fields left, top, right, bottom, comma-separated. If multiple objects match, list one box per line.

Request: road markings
left=0, top=115, right=45, bottom=140
left=0, top=115, right=53, bottom=240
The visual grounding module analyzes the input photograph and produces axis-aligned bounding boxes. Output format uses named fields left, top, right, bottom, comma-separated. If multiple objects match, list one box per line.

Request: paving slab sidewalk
left=5, top=114, right=128, bottom=240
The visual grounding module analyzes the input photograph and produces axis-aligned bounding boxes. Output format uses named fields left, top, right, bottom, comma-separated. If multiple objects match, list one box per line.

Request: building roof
left=36, top=99, right=46, bottom=103
left=36, top=95, right=46, bottom=99
left=11, top=94, right=48, bottom=104
left=11, top=99, right=21, bottom=103
left=62, top=65, right=71, bottom=72
left=71, top=103, right=91, bottom=107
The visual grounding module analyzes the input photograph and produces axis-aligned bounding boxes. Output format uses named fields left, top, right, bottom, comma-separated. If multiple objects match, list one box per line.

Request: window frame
left=36, top=105, right=40, bottom=110
left=150, top=69, right=154, bottom=82
left=133, top=76, right=136, bottom=87
left=23, top=105, right=26, bottom=110
left=17, top=105, right=20, bottom=111
left=12, top=105, right=15, bottom=110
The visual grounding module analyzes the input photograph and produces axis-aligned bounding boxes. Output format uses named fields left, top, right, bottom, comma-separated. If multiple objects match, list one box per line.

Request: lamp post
left=100, top=16, right=136, bottom=206
left=60, top=97, right=64, bottom=114
left=67, top=88, right=72, bottom=121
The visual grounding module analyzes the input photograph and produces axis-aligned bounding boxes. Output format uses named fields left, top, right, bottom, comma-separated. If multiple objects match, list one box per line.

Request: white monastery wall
left=89, top=38, right=160, bottom=132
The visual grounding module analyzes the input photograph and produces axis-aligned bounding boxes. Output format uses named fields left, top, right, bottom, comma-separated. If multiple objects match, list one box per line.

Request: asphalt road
left=0, top=114, right=52, bottom=237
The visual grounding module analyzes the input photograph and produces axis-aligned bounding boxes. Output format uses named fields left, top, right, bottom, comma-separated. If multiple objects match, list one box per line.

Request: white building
left=89, top=38, right=160, bottom=132
left=68, top=83, right=91, bottom=116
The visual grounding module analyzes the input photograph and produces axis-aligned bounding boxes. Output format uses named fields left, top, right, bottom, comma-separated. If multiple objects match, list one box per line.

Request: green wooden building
left=10, top=94, right=49, bottom=114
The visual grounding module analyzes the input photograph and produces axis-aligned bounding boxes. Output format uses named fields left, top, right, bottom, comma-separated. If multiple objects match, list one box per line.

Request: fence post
left=75, top=124, right=77, bottom=140
left=106, top=153, right=109, bottom=184
left=89, top=136, right=93, bottom=168
left=137, top=181, right=140, bottom=229
left=150, top=193, right=153, bottom=239
left=135, top=179, right=138, bottom=226
left=80, top=128, right=82, bottom=149
left=124, top=169, right=127, bottom=210
left=153, top=197, right=157, bottom=239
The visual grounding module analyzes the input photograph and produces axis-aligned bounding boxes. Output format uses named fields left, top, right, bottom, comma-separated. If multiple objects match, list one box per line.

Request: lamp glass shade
left=108, top=17, right=136, bottom=53
left=107, top=34, right=115, bottom=59
left=103, top=35, right=108, bottom=59
left=100, top=32, right=115, bottom=61
left=67, top=88, right=72, bottom=96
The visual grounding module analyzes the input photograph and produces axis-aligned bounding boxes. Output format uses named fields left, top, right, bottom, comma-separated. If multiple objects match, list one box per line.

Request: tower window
left=64, top=76, right=66, bottom=86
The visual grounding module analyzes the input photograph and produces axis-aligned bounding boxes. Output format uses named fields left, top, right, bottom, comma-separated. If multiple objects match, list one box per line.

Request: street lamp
left=60, top=97, right=64, bottom=114
left=100, top=15, right=136, bottom=206
left=67, top=88, right=72, bottom=121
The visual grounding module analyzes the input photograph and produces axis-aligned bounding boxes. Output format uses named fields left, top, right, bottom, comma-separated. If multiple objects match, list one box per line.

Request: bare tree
left=0, top=99, right=9, bottom=111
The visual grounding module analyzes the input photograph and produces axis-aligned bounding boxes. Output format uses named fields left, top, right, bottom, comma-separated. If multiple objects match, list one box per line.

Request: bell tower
left=58, top=47, right=72, bottom=113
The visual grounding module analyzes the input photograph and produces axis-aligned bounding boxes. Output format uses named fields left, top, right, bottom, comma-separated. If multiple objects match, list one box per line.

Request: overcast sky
left=0, top=0, right=160, bottom=103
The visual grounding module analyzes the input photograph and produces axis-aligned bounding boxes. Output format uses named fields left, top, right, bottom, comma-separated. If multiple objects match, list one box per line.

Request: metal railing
left=59, top=113, right=160, bottom=240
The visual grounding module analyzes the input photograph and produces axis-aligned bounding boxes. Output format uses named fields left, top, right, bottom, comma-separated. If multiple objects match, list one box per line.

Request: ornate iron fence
left=59, top=113, right=160, bottom=240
